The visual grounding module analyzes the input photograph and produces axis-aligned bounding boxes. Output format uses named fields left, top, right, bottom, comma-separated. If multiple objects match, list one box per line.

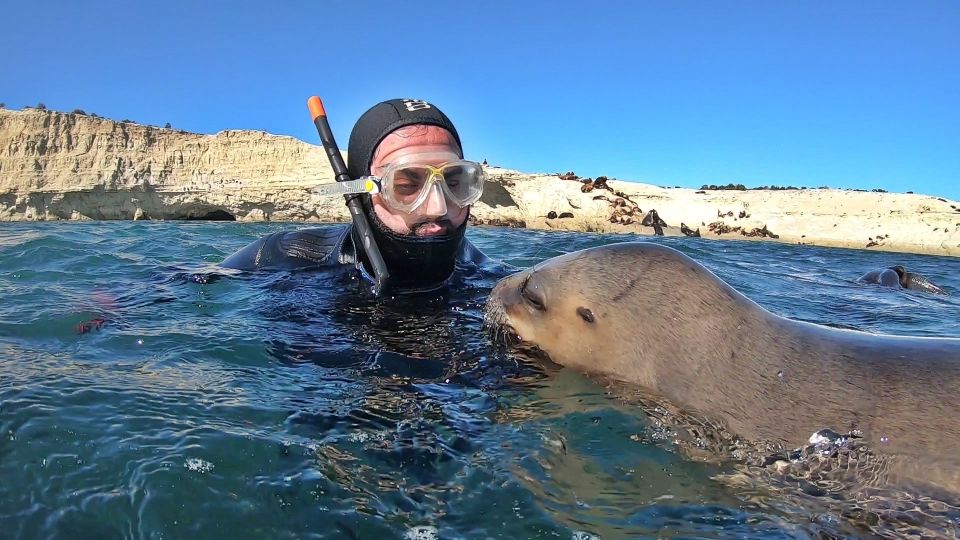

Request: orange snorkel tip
left=307, top=96, right=326, bottom=121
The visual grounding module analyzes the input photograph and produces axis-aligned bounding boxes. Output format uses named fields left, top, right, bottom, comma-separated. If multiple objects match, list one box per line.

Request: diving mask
left=312, top=152, right=485, bottom=213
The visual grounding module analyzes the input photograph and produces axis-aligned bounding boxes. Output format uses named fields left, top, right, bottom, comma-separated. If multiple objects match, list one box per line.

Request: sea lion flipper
left=904, top=272, right=948, bottom=295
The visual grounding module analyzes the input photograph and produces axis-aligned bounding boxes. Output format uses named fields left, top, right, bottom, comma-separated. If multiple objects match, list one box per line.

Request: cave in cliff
left=184, top=209, right=237, bottom=221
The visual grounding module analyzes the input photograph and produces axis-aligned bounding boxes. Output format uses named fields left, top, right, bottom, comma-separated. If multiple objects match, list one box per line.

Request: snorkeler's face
left=368, top=125, right=470, bottom=237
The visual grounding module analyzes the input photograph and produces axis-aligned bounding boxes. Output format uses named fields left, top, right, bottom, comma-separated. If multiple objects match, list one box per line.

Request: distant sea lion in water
left=858, top=265, right=947, bottom=295
left=485, top=242, right=960, bottom=493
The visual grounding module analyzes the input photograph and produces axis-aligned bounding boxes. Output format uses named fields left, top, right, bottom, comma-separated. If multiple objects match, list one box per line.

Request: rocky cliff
left=2, top=107, right=959, bottom=256
left=0, top=108, right=341, bottom=221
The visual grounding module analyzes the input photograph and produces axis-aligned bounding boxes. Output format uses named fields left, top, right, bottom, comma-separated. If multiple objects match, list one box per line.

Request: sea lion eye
left=577, top=307, right=595, bottom=324
left=520, top=275, right=546, bottom=311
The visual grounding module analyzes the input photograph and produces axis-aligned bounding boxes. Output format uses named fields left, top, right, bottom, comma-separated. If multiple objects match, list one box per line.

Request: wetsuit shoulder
left=220, top=226, right=351, bottom=271
left=457, top=238, right=493, bottom=266
left=457, top=238, right=516, bottom=277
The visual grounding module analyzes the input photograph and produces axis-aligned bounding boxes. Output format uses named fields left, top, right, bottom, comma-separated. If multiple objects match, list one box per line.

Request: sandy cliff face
left=0, top=108, right=346, bottom=221
left=2, top=108, right=959, bottom=256
left=476, top=168, right=960, bottom=256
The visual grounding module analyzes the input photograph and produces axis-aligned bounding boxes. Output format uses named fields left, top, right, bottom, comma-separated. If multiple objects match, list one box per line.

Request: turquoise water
left=1, top=222, right=958, bottom=539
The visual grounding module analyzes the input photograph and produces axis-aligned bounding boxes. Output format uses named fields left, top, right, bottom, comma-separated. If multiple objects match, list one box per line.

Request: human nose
left=419, top=181, right=447, bottom=216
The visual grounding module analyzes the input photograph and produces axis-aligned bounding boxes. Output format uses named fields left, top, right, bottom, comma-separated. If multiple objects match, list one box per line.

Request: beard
left=353, top=195, right=469, bottom=291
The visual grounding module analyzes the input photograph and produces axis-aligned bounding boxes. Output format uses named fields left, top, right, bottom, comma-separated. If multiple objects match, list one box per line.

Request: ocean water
left=1, top=222, right=959, bottom=540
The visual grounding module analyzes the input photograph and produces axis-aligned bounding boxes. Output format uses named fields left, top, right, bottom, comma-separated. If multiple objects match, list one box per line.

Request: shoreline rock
left=2, top=108, right=959, bottom=257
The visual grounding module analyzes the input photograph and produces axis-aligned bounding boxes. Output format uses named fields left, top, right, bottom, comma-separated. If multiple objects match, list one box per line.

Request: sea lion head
left=888, top=265, right=909, bottom=287
left=485, top=242, right=756, bottom=386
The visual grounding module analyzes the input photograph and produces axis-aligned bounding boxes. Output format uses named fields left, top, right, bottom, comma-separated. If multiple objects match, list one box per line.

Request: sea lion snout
left=484, top=271, right=527, bottom=342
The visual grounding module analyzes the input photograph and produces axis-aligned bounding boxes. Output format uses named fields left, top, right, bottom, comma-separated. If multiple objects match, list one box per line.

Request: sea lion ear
left=577, top=307, right=595, bottom=324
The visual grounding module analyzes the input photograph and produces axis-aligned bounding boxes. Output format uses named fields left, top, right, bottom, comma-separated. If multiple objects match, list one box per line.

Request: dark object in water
left=680, top=223, right=701, bottom=237
left=858, top=266, right=948, bottom=295
left=76, top=316, right=106, bottom=334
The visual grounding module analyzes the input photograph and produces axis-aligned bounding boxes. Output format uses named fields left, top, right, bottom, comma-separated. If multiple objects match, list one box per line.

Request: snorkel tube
left=307, top=96, right=391, bottom=294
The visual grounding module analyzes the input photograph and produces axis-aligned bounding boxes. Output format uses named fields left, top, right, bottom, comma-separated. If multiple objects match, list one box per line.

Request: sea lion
left=680, top=223, right=701, bottom=237
left=859, top=265, right=947, bottom=295
left=641, top=209, right=667, bottom=236
left=485, top=242, right=960, bottom=493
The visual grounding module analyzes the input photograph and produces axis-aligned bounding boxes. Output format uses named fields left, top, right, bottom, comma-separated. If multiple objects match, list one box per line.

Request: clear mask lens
left=380, top=157, right=485, bottom=212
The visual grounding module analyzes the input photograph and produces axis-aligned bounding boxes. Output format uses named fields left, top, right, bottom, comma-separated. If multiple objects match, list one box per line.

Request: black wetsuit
left=221, top=225, right=504, bottom=287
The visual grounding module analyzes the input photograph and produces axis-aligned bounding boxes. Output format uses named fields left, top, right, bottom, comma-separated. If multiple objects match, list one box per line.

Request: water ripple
left=1, top=222, right=959, bottom=538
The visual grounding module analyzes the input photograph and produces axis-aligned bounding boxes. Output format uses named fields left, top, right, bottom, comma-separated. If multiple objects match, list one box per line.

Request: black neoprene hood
left=344, top=98, right=470, bottom=291
left=346, top=98, right=463, bottom=180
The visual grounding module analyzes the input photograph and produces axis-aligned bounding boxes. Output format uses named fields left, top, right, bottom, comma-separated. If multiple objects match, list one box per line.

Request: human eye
left=442, top=165, right=469, bottom=187
left=391, top=167, right=427, bottom=196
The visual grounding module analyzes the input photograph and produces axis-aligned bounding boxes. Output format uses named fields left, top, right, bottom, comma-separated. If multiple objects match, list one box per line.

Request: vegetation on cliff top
left=6, top=104, right=178, bottom=129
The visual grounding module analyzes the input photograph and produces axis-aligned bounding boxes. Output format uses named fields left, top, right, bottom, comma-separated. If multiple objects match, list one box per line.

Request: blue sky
left=2, top=0, right=958, bottom=199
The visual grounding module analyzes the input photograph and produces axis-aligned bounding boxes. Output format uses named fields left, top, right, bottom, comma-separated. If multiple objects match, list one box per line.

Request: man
left=221, top=98, right=498, bottom=292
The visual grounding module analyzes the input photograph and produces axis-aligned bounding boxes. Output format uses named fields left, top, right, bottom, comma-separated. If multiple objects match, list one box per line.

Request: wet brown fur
left=485, top=242, right=960, bottom=494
